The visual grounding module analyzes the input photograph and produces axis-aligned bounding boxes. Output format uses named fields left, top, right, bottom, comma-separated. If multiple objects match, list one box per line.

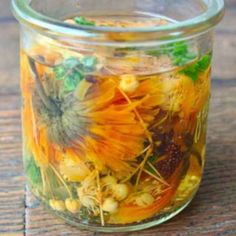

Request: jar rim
left=11, top=0, right=225, bottom=43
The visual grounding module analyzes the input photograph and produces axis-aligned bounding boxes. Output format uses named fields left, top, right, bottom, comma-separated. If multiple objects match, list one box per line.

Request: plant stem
left=147, top=162, right=169, bottom=186
left=117, top=86, right=152, bottom=143
left=135, top=146, right=153, bottom=188
left=121, top=145, right=151, bottom=183
left=41, top=169, right=47, bottom=195
left=44, top=170, right=54, bottom=199
left=49, top=163, right=73, bottom=199
left=96, top=170, right=105, bottom=226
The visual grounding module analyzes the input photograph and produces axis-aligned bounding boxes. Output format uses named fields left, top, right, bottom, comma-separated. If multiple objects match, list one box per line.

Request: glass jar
left=12, top=0, right=224, bottom=232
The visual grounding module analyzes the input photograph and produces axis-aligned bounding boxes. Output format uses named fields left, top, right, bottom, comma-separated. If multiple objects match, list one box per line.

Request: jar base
left=35, top=193, right=194, bottom=233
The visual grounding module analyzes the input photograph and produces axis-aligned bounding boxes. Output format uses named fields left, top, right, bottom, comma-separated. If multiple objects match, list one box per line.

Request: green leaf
left=172, top=42, right=188, bottom=57
left=53, top=56, right=99, bottom=91
left=182, top=70, right=198, bottom=82
left=64, top=70, right=83, bottom=91
left=81, top=56, right=98, bottom=72
left=147, top=41, right=197, bottom=67
left=181, top=64, right=199, bottom=82
left=54, top=57, right=84, bottom=91
left=25, top=157, right=42, bottom=185
left=180, top=54, right=212, bottom=82
left=54, top=66, right=66, bottom=81
left=197, top=55, right=211, bottom=72
left=74, top=16, right=95, bottom=26
left=63, top=57, right=82, bottom=69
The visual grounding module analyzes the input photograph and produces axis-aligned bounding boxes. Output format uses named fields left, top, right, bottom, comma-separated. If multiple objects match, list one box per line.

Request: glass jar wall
left=12, top=0, right=224, bottom=232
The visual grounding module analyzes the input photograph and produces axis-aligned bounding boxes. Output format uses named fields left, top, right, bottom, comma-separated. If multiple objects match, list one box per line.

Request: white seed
left=119, top=74, right=139, bottom=93
left=112, top=183, right=129, bottom=201
left=102, top=198, right=119, bottom=213
left=135, top=193, right=155, bottom=207
left=49, top=199, right=66, bottom=211
left=77, top=187, right=94, bottom=208
left=65, top=198, right=81, bottom=214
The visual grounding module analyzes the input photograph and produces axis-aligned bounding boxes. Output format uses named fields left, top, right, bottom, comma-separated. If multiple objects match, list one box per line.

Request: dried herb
left=25, top=156, right=42, bottom=185
left=53, top=56, right=97, bottom=91
left=74, top=16, right=95, bottom=26
left=146, top=41, right=196, bottom=66
left=171, top=42, right=196, bottom=66
left=81, top=56, right=98, bottom=72
left=53, top=57, right=83, bottom=92
left=180, top=54, right=212, bottom=82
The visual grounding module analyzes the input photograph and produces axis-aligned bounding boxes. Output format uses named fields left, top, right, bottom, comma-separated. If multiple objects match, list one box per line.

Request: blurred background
left=0, top=0, right=235, bottom=235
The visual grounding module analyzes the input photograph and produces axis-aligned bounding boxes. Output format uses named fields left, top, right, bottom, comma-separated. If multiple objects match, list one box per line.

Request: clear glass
left=12, top=0, right=224, bottom=232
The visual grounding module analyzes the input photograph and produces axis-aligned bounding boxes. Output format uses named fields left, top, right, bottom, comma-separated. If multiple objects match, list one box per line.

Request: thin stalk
left=121, top=145, right=151, bottom=183
left=96, top=170, right=105, bottom=226
left=194, top=112, right=202, bottom=143
left=49, top=163, right=73, bottom=199
left=44, top=170, right=54, bottom=199
left=150, top=115, right=168, bottom=130
left=147, top=162, right=169, bottom=186
left=29, top=98, right=38, bottom=141
left=143, top=168, right=169, bottom=187
left=153, top=186, right=171, bottom=196
left=117, top=87, right=152, bottom=143
left=135, top=147, right=153, bottom=188
left=41, top=169, right=47, bottom=195
left=115, top=81, right=156, bottom=188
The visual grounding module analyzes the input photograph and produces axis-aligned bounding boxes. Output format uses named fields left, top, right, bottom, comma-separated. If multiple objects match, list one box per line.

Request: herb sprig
left=74, top=16, right=95, bottom=26
left=180, top=54, right=212, bottom=82
left=147, top=41, right=212, bottom=82
left=147, top=41, right=196, bottom=66
left=53, top=56, right=97, bottom=91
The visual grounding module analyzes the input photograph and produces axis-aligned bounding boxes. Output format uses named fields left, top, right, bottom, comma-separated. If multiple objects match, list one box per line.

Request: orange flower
left=21, top=52, right=163, bottom=172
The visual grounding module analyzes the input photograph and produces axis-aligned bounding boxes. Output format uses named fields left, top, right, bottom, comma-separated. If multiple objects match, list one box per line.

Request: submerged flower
left=31, top=73, right=146, bottom=171
left=23, top=48, right=167, bottom=172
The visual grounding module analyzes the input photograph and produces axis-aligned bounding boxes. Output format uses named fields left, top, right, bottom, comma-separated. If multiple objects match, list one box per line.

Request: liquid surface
left=21, top=15, right=210, bottom=226
left=65, top=14, right=171, bottom=27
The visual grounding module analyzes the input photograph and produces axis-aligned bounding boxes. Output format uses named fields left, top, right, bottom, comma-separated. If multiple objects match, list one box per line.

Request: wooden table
left=0, top=0, right=236, bottom=235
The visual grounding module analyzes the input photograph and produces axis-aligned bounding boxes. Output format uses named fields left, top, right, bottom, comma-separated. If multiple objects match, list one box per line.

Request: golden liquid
left=21, top=16, right=210, bottom=226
